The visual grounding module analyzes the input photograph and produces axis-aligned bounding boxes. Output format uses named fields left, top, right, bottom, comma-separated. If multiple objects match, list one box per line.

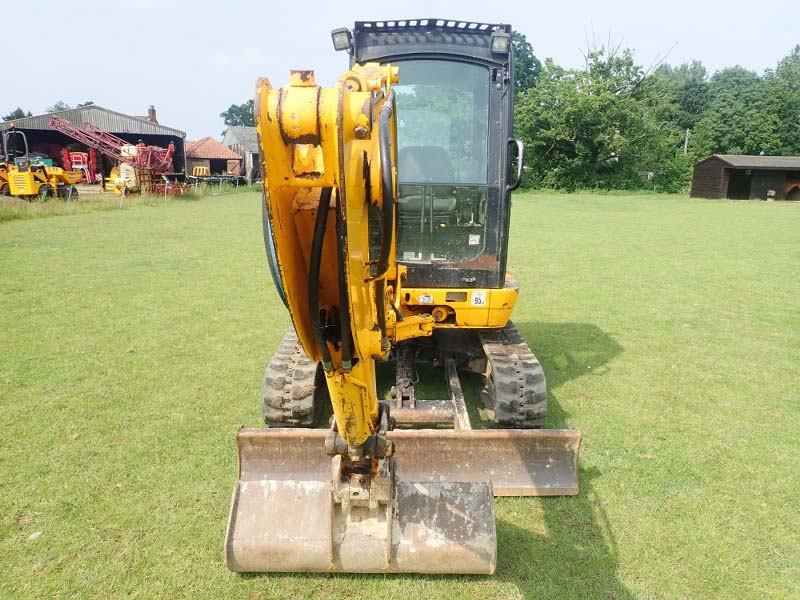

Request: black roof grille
left=354, top=19, right=509, bottom=35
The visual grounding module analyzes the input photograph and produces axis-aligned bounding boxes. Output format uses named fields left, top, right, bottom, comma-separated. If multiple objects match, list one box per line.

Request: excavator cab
left=225, top=19, right=580, bottom=575
left=348, top=20, right=523, bottom=288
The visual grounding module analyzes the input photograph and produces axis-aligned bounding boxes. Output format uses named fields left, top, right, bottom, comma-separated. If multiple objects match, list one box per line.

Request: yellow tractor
left=2, top=128, right=81, bottom=200
left=224, top=19, right=581, bottom=574
left=0, top=161, right=8, bottom=196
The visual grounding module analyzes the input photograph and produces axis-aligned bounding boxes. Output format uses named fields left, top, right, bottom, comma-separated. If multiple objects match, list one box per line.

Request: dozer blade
left=390, top=429, right=581, bottom=496
left=225, top=427, right=580, bottom=573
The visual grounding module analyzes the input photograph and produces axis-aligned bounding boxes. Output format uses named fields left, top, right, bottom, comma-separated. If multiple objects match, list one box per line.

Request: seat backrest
left=398, top=146, right=454, bottom=183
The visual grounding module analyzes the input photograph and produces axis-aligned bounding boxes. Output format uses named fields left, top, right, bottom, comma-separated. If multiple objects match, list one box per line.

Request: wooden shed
left=690, top=155, right=800, bottom=200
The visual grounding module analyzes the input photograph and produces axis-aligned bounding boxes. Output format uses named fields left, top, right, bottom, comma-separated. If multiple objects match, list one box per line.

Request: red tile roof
left=185, top=136, right=242, bottom=160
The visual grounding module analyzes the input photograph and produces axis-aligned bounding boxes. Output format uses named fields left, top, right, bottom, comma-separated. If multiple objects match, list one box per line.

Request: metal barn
left=0, top=105, right=186, bottom=175
left=223, top=126, right=261, bottom=183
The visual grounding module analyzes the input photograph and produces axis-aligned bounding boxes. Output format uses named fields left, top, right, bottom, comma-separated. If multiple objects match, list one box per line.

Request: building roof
left=185, top=136, right=242, bottom=160
left=223, top=126, right=259, bottom=153
left=0, top=105, right=185, bottom=137
left=711, top=154, right=800, bottom=170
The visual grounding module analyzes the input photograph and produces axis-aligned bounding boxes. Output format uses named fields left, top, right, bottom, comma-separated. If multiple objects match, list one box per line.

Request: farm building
left=0, top=105, right=187, bottom=179
left=223, top=126, right=261, bottom=183
left=691, top=155, right=800, bottom=200
left=185, top=137, right=242, bottom=176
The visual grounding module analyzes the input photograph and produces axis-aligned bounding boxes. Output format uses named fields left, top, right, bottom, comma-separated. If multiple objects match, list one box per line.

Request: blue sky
left=2, top=0, right=798, bottom=139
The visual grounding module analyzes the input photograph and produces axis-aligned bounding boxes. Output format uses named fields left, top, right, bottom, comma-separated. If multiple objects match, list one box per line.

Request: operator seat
left=397, top=146, right=458, bottom=213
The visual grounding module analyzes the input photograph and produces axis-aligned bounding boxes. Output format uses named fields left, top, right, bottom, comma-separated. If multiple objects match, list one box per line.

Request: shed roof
left=186, top=136, right=242, bottom=160
left=223, top=126, right=259, bottom=153
left=0, top=105, right=185, bottom=137
left=711, top=154, right=800, bottom=170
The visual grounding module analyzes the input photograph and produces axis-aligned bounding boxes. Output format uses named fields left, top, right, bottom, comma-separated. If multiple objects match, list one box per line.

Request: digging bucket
left=225, top=427, right=580, bottom=573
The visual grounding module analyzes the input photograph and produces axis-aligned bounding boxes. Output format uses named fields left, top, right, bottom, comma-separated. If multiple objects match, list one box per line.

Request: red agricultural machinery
left=49, top=116, right=177, bottom=194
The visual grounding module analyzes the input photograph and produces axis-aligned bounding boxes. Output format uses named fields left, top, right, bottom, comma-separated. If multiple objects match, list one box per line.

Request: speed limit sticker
left=471, top=291, right=487, bottom=306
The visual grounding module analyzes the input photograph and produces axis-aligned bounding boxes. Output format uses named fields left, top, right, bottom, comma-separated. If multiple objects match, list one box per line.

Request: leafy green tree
left=643, top=61, right=709, bottom=134
left=770, top=45, right=800, bottom=154
left=220, top=100, right=255, bottom=128
left=691, top=67, right=781, bottom=158
left=651, top=154, right=693, bottom=193
left=582, top=46, right=646, bottom=97
left=511, top=32, right=542, bottom=94
left=634, top=61, right=710, bottom=191
left=3, top=107, right=32, bottom=121
left=46, top=100, right=72, bottom=113
left=515, top=49, right=654, bottom=190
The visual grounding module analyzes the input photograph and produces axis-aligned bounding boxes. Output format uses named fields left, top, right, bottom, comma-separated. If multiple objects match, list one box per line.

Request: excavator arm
left=254, top=65, right=432, bottom=452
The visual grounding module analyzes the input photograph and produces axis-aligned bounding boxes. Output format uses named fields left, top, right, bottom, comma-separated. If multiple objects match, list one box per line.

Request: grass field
left=1, top=191, right=798, bottom=599
left=0, top=183, right=259, bottom=224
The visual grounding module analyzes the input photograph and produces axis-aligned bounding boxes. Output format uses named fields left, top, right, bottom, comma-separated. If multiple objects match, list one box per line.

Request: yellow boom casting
left=255, top=64, right=434, bottom=447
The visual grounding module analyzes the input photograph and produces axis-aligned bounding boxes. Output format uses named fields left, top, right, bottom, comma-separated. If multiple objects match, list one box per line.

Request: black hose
left=334, top=188, right=353, bottom=371
left=377, top=90, right=396, bottom=278
left=375, top=279, right=388, bottom=352
left=309, top=187, right=333, bottom=371
left=375, top=90, right=396, bottom=351
left=261, top=191, right=288, bottom=307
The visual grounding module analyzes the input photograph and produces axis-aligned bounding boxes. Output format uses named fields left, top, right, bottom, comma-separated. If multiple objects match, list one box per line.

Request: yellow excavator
left=225, top=19, right=581, bottom=574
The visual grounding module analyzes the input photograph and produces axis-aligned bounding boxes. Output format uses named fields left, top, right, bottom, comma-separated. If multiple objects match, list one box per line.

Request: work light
left=490, top=30, right=510, bottom=54
left=331, top=28, right=353, bottom=52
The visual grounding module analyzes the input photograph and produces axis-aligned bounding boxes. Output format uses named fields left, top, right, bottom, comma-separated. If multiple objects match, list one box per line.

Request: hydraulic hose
left=334, top=188, right=353, bottom=371
left=375, top=90, right=396, bottom=350
left=261, top=191, right=288, bottom=307
left=309, top=187, right=333, bottom=371
left=377, top=89, right=395, bottom=278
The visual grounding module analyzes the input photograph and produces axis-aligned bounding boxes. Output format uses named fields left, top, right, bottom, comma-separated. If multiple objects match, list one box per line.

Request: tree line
left=218, top=36, right=800, bottom=193
left=512, top=34, right=800, bottom=191
left=3, top=101, right=95, bottom=122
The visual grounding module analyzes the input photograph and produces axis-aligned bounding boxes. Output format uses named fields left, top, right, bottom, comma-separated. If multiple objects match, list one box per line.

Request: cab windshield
left=392, top=60, right=490, bottom=263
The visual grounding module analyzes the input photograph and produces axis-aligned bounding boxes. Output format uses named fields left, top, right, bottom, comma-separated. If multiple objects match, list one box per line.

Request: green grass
left=1, top=191, right=798, bottom=598
left=0, top=183, right=260, bottom=223
left=0, top=193, right=165, bottom=223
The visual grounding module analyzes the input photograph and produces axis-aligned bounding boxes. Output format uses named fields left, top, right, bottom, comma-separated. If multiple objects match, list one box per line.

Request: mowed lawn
left=1, top=191, right=798, bottom=599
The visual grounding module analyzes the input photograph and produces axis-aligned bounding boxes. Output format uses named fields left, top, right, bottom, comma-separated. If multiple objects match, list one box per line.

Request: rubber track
left=478, top=321, right=548, bottom=428
left=262, top=327, right=324, bottom=426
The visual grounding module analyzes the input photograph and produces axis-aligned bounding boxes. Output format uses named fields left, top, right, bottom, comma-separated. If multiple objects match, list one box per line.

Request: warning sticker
left=468, top=234, right=481, bottom=246
left=471, top=291, right=487, bottom=306
left=418, top=293, right=434, bottom=304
